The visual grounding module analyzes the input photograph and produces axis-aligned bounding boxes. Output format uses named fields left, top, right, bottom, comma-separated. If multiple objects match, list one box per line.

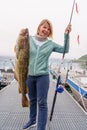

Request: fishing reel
left=56, top=85, right=64, bottom=93
left=56, top=75, right=64, bottom=93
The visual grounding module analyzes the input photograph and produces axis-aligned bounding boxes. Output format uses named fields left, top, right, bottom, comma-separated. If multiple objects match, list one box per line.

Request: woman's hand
left=19, top=28, right=29, bottom=36
left=65, top=24, right=72, bottom=34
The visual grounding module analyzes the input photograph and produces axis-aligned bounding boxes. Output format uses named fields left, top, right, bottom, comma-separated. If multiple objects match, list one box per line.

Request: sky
left=0, top=0, right=87, bottom=59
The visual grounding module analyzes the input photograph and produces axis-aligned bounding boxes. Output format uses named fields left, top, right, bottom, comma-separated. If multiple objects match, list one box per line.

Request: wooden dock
left=0, top=76, right=87, bottom=130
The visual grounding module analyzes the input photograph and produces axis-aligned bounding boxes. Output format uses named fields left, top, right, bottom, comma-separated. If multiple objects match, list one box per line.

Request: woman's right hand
left=65, top=24, right=72, bottom=34
left=19, top=28, right=29, bottom=36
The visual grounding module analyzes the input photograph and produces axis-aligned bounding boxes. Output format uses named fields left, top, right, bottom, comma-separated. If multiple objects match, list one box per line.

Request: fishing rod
left=69, top=0, right=76, bottom=24
left=62, top=0, right=76, bottom=59
left=57, top=0, right=76, bottom=73
left=49, top=0, right=76, bottom=124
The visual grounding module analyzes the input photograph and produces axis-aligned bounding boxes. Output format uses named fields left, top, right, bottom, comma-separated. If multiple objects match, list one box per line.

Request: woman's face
left=38, top=22, right=51, bottom=39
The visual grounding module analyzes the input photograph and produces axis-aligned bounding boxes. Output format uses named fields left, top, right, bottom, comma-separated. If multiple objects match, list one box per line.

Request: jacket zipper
left=34, top=46, right=39, bottom=75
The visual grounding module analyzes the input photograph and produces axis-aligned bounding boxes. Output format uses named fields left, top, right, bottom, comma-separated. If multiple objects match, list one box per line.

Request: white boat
left=66, top=72, right=87, bottom=112
left=0, top=57, right=15, bottom=90
left=0, top=68, right=14, bottom=90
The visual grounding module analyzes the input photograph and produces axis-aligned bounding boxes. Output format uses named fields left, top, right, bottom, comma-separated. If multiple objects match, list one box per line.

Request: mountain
left=78, top=54, right=87, bottom=61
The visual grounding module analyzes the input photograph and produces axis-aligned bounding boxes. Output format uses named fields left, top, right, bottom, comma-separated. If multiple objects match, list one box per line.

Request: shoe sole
left=29, top=123, right=37, bottom=129
left=22, top=123, right=37, bottom=130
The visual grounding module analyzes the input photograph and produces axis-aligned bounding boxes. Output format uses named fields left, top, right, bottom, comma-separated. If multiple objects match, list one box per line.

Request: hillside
left=78, top=54, right=87, bottom=61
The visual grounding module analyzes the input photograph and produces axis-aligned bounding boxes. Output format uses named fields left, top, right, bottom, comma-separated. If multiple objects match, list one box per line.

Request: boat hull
left=67, top=78, right=87, bottom=111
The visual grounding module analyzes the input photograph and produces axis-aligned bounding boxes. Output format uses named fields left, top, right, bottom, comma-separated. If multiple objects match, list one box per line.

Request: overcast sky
left=0, top=0, right=87, bottom=59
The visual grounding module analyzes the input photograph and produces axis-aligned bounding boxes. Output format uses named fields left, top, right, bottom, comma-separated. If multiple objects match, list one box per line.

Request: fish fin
left=14, top=71, right=18, bottom=81
left=18, top=86, right=21, bottom=93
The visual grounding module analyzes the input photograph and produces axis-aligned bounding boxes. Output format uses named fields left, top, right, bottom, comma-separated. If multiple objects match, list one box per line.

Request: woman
left=22, top=19, right=72, bottom=130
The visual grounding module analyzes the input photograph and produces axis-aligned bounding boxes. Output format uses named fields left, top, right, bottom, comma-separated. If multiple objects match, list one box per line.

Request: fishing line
left=48, top=0, right=76, bottom=129
left=69, top=0, right=76, bottom=24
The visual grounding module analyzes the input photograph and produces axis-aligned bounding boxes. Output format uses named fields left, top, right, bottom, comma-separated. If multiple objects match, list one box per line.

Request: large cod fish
left=14, top=28, right=30, bottom=107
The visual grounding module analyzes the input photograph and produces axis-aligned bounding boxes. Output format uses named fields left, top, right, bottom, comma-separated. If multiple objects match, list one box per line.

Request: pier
left=0, top=76, right=87, bottom=130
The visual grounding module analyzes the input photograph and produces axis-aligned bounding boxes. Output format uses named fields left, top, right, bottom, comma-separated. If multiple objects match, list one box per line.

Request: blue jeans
left=26, top=75, right=49, bottom=130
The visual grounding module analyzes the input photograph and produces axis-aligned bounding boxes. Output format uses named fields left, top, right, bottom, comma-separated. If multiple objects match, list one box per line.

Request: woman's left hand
left=65, top=24, right=72, bottom=34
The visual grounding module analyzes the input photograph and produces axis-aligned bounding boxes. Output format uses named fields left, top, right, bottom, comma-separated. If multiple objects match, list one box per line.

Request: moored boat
left=66, top=76, right=87, bottom=112
left=0, top=68, right=14, bottom=90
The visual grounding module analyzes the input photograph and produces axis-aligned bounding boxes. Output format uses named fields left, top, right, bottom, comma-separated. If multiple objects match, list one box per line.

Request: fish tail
left=22, top=95, right=30, bottom=107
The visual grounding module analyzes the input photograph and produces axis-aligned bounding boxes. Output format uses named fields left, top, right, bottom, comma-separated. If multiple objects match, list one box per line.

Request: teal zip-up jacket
left=28, top=33, right=69, bottom=76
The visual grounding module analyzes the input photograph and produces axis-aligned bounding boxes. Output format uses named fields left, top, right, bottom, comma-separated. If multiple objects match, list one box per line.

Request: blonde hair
left=37, top=19, right=53, bottom=38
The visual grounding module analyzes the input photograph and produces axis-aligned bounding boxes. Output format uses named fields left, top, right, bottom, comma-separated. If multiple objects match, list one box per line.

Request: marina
left=0, top=57, right=87, bottom=129
left=0, top=0, right=87, bottom=129
left=0, top=77, right=87, bottom=130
